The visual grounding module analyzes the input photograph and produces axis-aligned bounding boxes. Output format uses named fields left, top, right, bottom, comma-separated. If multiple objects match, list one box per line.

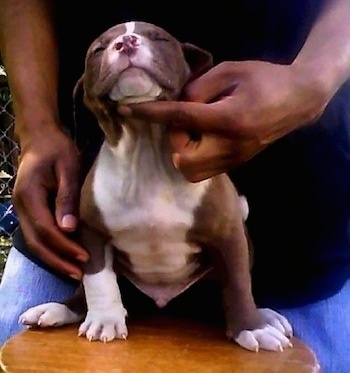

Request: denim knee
left=0, top=247, right=77, bottom=346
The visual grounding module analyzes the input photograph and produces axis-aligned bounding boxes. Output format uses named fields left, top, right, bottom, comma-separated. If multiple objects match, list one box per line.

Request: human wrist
left=14, top=112, right=64, bottom=151
left=287, top=59, right=335, bottom=128
left=290, top=0, right=350, bottom=104
left=292, top=56, right=345, bottom=105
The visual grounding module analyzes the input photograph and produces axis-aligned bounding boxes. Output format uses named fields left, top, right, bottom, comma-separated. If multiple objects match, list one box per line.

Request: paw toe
left=79, top=309, right=128, bottom=343
left=258, top=308, right=293, bottom=337
left=235, top=330, right=259, bottom=352
left=20, top=302, right=82, bottom=328
left=235, top=325, right=292, bottom=352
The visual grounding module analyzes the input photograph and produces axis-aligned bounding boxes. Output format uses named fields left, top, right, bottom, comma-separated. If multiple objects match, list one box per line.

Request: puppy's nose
left=115, top=35, right=138, bottom=55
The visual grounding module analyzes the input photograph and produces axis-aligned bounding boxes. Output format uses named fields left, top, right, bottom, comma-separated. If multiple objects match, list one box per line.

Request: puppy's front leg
left=78, top=227, right=128, bottom=342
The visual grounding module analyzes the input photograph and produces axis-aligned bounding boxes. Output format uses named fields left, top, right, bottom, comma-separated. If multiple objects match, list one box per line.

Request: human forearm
left=292, top=0, right=350, bottom=100
left=0, top=0, right=59, bottom=144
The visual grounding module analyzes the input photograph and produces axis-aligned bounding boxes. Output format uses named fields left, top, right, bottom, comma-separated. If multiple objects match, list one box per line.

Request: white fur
left=92, top=127, right=210, bottom=305
left=125, top=21, right=135, bottom=34
left=79, top=244, right=128, bottom=342
left=239, top=195, right=249, bottom=221
left=19, top=303, right=83, bottom=327
left=109, top=68, right=161, bottom=103
left=235, top=308, right=293, bottom=352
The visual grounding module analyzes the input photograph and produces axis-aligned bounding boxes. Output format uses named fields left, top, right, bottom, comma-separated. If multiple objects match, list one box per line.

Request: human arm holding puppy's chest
left=123, top=0, right=350, bottom=182
left=0, top=0, right=88, bottom=279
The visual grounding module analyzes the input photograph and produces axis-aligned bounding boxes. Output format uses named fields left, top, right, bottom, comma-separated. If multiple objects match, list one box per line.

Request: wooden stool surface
left=1, top=316, right=320, bottom=373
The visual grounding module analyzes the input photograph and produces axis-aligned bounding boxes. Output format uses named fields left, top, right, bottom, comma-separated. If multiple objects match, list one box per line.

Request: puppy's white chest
left=93, top=140, right=208, bottom=231
left=92, top=138, right=210, bottom=299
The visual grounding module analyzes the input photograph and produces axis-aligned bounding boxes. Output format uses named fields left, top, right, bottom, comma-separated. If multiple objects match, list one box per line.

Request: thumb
left=55, top=161, right=80, bottom=232
left=172, top=150, right=212, bottom=183
left=172, top=136, right=232, bottom=182
left=171, top=143, right=209, bottom=182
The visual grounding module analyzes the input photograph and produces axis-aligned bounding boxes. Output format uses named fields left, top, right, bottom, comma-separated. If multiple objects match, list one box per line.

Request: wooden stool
left=0, top=316, right=320, bottom=373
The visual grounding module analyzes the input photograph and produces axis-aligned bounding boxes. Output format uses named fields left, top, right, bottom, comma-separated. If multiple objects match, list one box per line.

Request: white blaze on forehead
left=112, top=21, right=137, bottom=46
left=124, top=21, right=136, bottom=34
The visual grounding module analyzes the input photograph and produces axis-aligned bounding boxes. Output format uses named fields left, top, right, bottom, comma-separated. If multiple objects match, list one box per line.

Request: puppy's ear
left=73, top=74, right=85, bottom=104
left=72, top=74, right=103, bottom=164
left=182, top=43, right=213, bottom=81
left=72, top=74, right=85, bottom=143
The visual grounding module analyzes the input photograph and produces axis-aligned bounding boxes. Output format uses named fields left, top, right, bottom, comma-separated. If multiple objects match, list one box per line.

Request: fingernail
left=61, top=214, right=77, bottom=230
left=76, top=253, right=89, bottom=262
left=172, top=153, right=180, bottom=169
left=69, top=273, right=81, bottom=281
left=118, top=105, right=132, bottom=117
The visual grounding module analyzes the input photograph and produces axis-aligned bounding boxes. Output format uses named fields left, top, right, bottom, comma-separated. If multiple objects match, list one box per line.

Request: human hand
left=120, top=60, right=330, bottom=181
left=13, top=126, right=88, bottom=279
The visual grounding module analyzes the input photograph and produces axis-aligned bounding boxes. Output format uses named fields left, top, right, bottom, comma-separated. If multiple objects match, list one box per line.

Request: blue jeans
left=0, top=248, right=77, bottom=345
left=1, top=247, right=350, bottom=373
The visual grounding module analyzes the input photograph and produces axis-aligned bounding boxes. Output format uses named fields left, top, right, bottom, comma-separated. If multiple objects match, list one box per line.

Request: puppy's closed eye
left=92, top=46, right=105, bottom=55
left=147, top=31, right=170, bottom=42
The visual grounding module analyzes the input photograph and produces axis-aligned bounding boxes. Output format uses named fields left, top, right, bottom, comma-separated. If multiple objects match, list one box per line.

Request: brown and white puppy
left=20, top=21, right=292, bottom=352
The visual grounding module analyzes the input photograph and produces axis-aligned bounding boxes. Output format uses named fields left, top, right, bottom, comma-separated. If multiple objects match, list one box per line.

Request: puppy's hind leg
left=190, top=175, right=293, bottom=352
left=19, top=286, right=86, bottom=328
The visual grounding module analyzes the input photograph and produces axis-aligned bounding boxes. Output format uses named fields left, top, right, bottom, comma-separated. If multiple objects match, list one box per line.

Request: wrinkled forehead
left=90, top=21, right=177, bottom=48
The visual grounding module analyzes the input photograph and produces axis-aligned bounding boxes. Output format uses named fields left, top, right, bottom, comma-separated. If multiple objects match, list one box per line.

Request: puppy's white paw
left=78, top=304, right=128, bottom=343
left=234, top=308, right=293, bottom=352
left=258, top=308, right=293, bottom=338
left=19, top=302, right=83, bottom=327
left=235, top=324, right=292, bottom=352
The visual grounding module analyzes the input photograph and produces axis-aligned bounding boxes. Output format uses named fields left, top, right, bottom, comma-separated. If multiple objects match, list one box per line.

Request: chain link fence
left=0, top=66, right=19, bottom=278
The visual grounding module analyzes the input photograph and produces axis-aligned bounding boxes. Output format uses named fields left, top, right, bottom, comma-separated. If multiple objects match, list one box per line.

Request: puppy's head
left=80, top=21, right=213, bottom=105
